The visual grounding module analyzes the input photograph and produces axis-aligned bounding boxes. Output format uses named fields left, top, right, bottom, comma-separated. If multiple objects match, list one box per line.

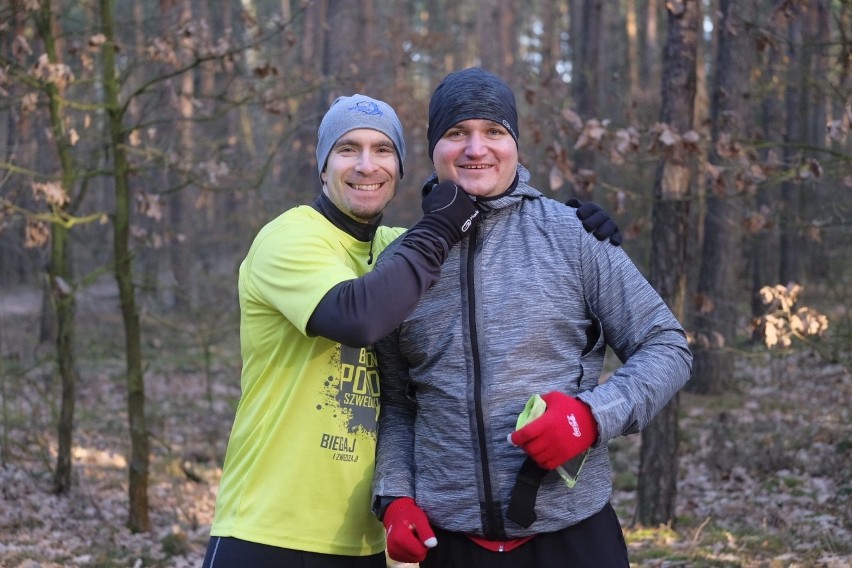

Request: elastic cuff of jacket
left=374, top=496, right=401, bottom=521
left=574, top=392, right=608, bottom=447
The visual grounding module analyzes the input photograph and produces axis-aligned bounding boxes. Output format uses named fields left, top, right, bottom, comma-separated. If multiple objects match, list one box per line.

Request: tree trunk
left=804, top=0, right=830, bottom=279
left=33, top=0, right=80, bottom=496
left=476, top=0, right=516, bottom=73
left=752, top=12, right=785, bottom=318
left=50, top=224, right=77, bottom=495
left=570, top=0, right=602, bottom=201
left=636, top=0, right=699, bottom=528
left=100, top=0, right=151, bottom=533
left=323, top=0, right=360, bottom=87
left=625, top=0, right=641, bottom=110
left=779, top=5, right=804, bottom=284
left=638, top=0, right=662, bottom=120
left=477, top=0, right=498, bottom=70
left=498, top=0, right=516, bottom=73
left=636, top=391, right=680, bottom=525
left=165, top=0, right=195, bottom=311
left=690, top=0, right=752, bottom=394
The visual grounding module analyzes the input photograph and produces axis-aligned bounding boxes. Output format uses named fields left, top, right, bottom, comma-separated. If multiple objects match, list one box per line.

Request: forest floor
left=0, top=285, right=850, bottom=567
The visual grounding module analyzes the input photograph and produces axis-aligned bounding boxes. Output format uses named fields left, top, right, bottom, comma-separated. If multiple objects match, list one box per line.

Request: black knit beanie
left=427, top=68, right=519, bottom=161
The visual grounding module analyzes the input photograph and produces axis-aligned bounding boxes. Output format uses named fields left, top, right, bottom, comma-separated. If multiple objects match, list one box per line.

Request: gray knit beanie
left=316, top=94, right=406, bottom=178
left=427, top=68, right=519, bottom=160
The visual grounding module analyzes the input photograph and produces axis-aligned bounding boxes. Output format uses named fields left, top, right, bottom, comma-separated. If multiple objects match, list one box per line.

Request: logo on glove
left=461, top=209, right=479, bottom=233
left=566, top=414, right=582, bottom=438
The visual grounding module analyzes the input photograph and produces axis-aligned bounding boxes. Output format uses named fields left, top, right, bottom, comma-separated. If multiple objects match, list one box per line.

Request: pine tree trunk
left=779, top=5, right=804, bottom=285
left=570, top=0, right=601, bottom=200
left=689, top=0, right=752, bottom=395
left=751, top=9, right=786, bottom=319
left=636, top=0, right=699, bottom=528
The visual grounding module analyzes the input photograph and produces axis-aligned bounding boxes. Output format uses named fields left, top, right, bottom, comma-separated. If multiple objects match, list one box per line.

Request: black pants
left=420, top=503, right=629, bottom=568
left=202, top=536, right=386, bottom=568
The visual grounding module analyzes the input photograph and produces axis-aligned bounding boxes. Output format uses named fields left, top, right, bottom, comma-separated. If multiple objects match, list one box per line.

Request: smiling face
left=321, top=128, right=401, bottom=222
left=432, top=119, right=519, bottom=198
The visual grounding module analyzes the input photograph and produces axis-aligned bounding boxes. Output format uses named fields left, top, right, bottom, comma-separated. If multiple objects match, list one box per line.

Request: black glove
left=566, top=198, right=622, bottom=246
left=417, top=180, right=480, bottom=247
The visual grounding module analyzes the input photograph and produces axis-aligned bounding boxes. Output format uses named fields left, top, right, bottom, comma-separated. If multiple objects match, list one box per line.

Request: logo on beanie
left=501, top=119, right=517, bottom=139
left=349, top=101, right=383, bottom=117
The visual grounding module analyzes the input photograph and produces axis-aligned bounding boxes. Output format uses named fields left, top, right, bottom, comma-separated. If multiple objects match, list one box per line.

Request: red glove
left=382, top=497, right=437, bottom=563
left=509, top=391, right=598, bottom=469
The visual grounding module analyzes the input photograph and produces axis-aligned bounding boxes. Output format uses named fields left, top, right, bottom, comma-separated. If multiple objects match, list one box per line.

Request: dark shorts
left=202, top=536, right=386, bottom=568
left=420, top=503, right=630, bottom=568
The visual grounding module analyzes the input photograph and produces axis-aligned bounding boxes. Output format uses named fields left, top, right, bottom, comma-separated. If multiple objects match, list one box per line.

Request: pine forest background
left=0, top=0, right=850, bottom=567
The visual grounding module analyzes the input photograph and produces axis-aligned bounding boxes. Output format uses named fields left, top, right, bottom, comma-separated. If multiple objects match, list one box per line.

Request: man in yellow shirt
left=204, top=94, right=481, bottom=567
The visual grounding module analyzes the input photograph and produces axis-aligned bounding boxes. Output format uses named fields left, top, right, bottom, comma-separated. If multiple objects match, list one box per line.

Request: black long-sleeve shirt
left=306, top=193, right=450, bottom=347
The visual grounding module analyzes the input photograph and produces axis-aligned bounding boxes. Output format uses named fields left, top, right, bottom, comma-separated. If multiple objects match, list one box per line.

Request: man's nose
left=465, top=133, right=487, bottom=157
left=355, top=151, right=379, bottom=173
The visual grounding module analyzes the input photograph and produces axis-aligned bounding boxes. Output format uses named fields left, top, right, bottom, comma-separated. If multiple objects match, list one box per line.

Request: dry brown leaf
left=21, top=92, right=39, bottom=113
left=32, top=181, right=70, bottom=207
left=549, top=165, right=564, bottom=191
left=693, top=292, right=715, bottom=315
left=24, top=220, right=50, bottom=248
left=137, top=192, right=164, bottom=221
left=658, top=126, right=679, bottom=147
left=560, top=108, right=584, bottom=131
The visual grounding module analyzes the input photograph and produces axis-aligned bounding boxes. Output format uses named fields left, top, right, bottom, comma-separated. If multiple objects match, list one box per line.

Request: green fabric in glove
left=513, top=394, right=590, bottom=488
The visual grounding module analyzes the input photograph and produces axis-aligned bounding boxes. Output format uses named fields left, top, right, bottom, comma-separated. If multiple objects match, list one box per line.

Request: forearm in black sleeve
left=306, top=227, right=450, bottom=347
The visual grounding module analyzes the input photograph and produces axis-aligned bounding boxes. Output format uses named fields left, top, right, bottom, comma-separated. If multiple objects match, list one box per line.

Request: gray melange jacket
left=372, top=165, right=693, bottom=539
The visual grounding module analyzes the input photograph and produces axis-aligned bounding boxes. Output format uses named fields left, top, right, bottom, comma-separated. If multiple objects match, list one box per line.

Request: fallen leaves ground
left=0, top=298, right=849, bottom=567
left=610, top=350, right=851, bottom=567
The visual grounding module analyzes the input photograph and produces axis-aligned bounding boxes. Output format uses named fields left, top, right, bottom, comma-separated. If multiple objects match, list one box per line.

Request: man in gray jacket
left=372, top=68, right=693, bottom=567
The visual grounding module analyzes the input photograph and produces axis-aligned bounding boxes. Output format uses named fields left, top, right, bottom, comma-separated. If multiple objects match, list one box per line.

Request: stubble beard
left=347, top=200, right=385, bottom=223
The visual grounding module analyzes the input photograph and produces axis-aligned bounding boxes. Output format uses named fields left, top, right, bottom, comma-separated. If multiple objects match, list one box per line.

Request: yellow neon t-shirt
left=210, top=205, right=404, bottom=555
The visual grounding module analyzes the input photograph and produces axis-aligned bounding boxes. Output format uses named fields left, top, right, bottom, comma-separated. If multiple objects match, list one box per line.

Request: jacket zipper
left=466, top=220, right=505, bottom=540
